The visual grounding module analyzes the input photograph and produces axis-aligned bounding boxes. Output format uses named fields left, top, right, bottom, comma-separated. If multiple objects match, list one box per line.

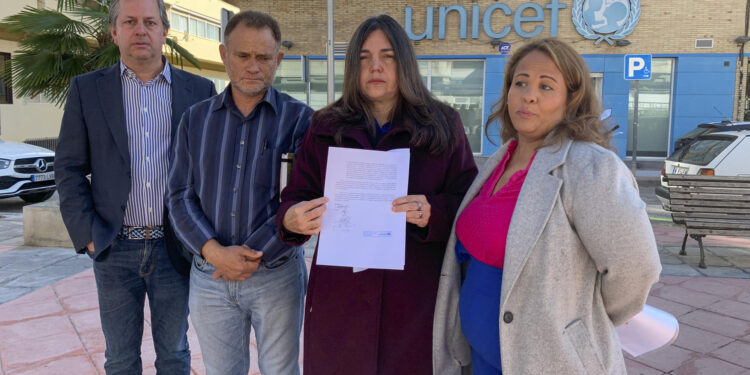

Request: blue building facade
left=477, top=53, right=738, bottom=158
left=271, top=1, right=744, bottom=159
left=275, top=52, right=739, bottom=159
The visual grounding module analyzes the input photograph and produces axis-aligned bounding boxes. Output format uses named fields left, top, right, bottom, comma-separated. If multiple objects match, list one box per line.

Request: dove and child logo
left=572, top=0, right=641, bottom=45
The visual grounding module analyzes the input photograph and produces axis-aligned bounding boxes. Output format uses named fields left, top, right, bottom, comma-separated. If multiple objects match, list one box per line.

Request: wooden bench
left=663, top=174, right=750, bottom=268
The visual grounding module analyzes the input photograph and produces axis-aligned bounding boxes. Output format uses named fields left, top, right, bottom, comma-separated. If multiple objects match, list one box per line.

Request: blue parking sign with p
left=624, top=55, right=652, bottom=80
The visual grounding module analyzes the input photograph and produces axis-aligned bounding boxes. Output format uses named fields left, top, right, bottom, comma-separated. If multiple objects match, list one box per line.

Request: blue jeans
left=93, top=237, right=191, bottom=375
left=189, top=248, right=307, bottom=375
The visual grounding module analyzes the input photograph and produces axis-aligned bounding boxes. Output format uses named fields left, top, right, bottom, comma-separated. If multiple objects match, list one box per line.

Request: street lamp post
left=327, top=0, right=335, bottom=104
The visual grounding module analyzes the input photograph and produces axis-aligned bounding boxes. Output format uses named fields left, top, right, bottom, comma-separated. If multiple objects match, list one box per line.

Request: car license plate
left=672, top=166, right=689, bottom=175
left=31, top=172, right=54, bottom=182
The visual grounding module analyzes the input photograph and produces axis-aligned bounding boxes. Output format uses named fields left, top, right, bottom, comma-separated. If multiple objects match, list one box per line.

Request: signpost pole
left=631, top=80, right=639, bottom=175
left=624, top=54, right=650, bottom=176
left=327, top=0, right=335, bottom=104
left=302, top=55, right=311, bottom=106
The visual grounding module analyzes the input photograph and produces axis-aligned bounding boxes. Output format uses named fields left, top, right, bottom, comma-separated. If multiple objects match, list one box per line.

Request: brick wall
left=226, top=0, right=748, bottom=120
left=226, top=0, right=746, bottom=56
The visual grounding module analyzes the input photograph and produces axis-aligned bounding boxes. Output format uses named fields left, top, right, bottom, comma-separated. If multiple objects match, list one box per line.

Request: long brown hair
left=317, top=14, right=457, bottom=154
left=486, top=38, right=611, bottom=149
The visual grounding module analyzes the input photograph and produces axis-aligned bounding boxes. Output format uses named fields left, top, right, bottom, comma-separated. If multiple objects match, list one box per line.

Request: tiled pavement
left=1, top=214, right=750, bottom=373
left=0, top=265, right=304, bottom=375
left=0, top=248, right=91, bottom=305
left=629, top=276, right=750, bottom=374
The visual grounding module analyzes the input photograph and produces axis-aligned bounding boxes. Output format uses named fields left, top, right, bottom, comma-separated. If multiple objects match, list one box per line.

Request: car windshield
left=667, top=135, right=737, bottom=165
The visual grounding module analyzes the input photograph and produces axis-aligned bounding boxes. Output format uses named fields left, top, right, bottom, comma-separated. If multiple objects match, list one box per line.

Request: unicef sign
left=403, top=0, right=641, bottom=45
left=572, top=0, right=641, bottom=45
left=404, top=1, right=568, bottom=40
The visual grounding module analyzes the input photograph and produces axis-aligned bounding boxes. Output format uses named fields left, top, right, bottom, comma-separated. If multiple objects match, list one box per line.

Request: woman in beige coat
left=432, top=38, right=661, bottom=375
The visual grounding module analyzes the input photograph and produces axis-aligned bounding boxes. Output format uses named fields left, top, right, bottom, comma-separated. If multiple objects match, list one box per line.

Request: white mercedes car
left=0, top=139, right=56, bottom=203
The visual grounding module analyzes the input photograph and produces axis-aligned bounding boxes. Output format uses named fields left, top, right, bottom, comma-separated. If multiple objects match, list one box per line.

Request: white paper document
left=616, top=304, right=680, bottom=357
left=317, top=147, right=410, bottom=270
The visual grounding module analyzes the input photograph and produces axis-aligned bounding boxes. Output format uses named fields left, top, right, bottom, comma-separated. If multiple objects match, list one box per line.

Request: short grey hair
left=108, top=0, right=170, bottom=29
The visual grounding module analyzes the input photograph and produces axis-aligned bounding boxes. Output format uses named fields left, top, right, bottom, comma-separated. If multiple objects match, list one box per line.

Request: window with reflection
left=171, top=12, right=187, bottom=32
left=273, top=58, right=306, bottom=103
left=273, top=58, right=485, bottom=154
left=172, top=11, right=220, bottom=42
left=208, top=77, right=228, bottom=91
left=273, top=59, right=344, bottom=110
left=0, top=53, right=12, bottom=104
left=419, top=60, right=485, bottom=154
left=627, top=58, right=675, bottom=157
left=308, top=60, right=344, bottom=109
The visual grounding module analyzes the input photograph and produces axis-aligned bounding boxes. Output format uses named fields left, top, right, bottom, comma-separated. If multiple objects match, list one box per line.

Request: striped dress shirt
left=167, top=86, right=313, bottom=265
left=120, top=60, right=172, bottom=226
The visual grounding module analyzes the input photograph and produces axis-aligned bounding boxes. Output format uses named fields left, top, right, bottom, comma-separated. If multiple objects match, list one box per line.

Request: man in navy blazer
left=55, top=0, right=215, bottom=373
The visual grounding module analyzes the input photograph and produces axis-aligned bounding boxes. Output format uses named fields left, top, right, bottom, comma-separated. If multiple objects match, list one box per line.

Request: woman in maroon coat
left=276, top=14, right=477, bottom=375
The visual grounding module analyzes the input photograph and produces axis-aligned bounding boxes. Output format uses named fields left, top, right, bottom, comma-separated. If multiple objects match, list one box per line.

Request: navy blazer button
left=503, top=311, right=513, bottom=323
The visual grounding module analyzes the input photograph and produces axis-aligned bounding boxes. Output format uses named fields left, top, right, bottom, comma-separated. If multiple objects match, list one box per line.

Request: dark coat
left=277, top=108, right=478, bottom=375
left=55, top=63, right=216, bottom=275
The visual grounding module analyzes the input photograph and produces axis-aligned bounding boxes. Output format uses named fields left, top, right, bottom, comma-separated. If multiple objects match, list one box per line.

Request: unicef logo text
left=572, top=0, right=640, bottom=45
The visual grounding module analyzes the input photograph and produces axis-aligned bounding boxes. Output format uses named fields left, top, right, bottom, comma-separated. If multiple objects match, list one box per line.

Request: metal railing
left=23, top=137, right=58, bottom=152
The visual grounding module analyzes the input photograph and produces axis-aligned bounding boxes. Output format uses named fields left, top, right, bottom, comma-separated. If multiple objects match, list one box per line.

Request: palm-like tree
left=1, top=0, right=200, bottom=106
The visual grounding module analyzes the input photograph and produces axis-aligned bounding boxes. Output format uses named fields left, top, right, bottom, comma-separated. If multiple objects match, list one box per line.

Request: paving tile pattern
left=626, top=276, right=750, bottom=374
left=0, top=270, right=243, bottom=374
left=0, top=269, right=748, bottom=374
left=655, top=238, right=750, bottom=279
left=1, top=204, right=750, bottom=374
left=0, top=259, right=314, bottom=375
left=0, top=214, right=23, bottom=247
left=0, top=248, right=92, bottom=304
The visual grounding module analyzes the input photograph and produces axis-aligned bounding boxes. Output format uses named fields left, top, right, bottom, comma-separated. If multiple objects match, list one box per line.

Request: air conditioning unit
left=333, top=42, right=348, bottom=56
left=695, top=39, right=714, bottom=49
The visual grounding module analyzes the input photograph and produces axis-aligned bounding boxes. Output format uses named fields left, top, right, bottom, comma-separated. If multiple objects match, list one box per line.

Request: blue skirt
left=457, top=240, right=503, bottom=375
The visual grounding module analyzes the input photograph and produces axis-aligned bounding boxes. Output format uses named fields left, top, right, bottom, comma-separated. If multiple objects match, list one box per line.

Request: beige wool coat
left=432, top=137, right=662, bottom=375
